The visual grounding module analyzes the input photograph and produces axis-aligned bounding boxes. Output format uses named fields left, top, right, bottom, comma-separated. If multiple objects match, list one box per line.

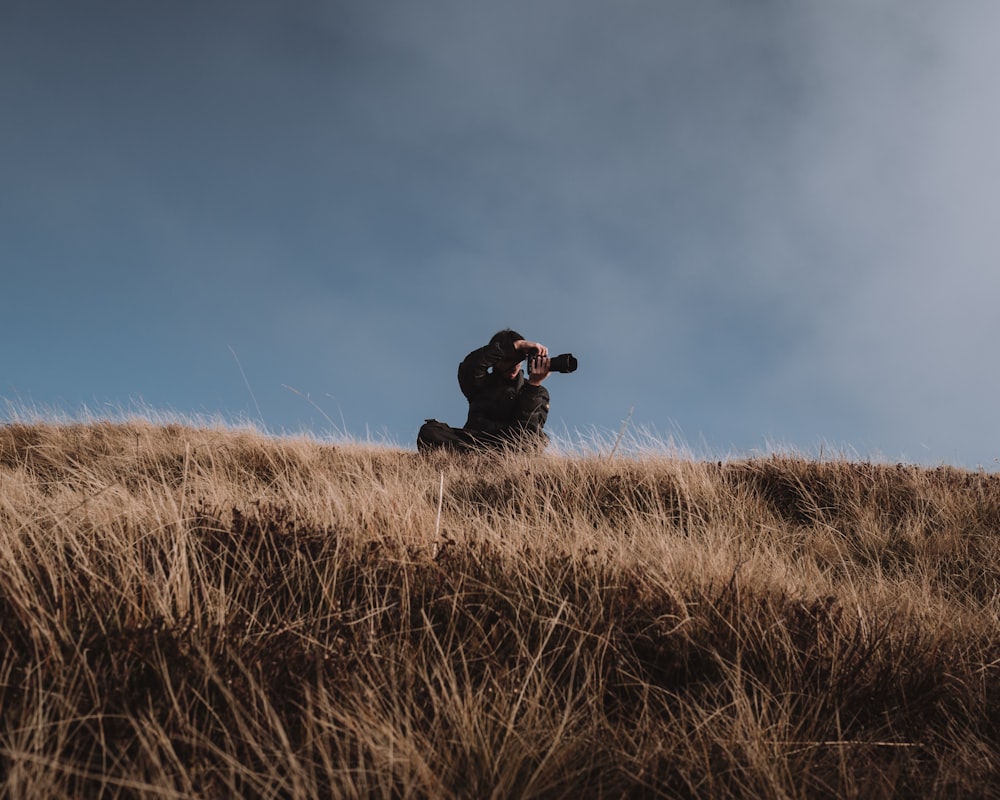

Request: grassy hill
left=1, top=421, right=998, bottom=798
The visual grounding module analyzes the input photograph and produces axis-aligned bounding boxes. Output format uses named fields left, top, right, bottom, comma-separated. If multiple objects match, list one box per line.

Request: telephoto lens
left=528, top=350, right=577, bottom=374
left=549, top=353, right=577, bottom=373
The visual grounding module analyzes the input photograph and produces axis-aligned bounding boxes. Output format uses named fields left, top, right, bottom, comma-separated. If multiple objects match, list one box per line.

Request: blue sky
left=3, top=0, right=998, bottom=466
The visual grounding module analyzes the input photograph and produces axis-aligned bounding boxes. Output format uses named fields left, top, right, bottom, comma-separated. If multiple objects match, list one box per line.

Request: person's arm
left=458, top=336, right=550, bottom=398
left=515, top=339, right=547, bottom=359
left=526, top=352, right=551, bottom=387
left=457, top=341, right=509, bottom=400
left=518, top=346, right=552, bottom=431
left=515, top=381, right=550, bottom=432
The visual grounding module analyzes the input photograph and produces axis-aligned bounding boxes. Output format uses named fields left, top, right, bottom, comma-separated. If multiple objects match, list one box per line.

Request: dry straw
left=1, top=420, right=998, bottom=798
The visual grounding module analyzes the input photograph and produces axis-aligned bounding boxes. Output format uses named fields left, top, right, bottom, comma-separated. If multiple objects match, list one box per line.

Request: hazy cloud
left=3, top=0, right=998, bottom=464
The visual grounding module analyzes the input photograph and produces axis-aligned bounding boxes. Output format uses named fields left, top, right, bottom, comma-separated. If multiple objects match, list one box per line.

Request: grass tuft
left=1, top=422, right=998, bottom=797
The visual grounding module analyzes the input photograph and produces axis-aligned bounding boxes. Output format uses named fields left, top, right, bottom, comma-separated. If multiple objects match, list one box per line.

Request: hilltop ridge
left=2, top=421, right=998, bottom=797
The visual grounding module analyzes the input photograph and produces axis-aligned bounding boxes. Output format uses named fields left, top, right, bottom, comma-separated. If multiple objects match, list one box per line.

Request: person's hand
left=527, top=354, right=551, bottom=385
left=513, top=339, right=548, bottom=358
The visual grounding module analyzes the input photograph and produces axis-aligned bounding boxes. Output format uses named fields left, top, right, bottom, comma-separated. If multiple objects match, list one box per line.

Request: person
left=417, top=329, right=552, bottom=453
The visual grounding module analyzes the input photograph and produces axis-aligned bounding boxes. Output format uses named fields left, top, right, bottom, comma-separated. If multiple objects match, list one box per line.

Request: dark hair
left=489, top=328, right=524, bottom=359
left=489, top=328, right=523, bottom=346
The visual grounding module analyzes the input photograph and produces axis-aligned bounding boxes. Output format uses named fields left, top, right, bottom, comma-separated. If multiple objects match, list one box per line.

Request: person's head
left=490, top=328, right=524, bottom=379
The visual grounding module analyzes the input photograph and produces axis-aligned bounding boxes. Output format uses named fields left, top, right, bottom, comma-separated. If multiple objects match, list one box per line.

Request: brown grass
left=1, top=421, right=998, bottom=798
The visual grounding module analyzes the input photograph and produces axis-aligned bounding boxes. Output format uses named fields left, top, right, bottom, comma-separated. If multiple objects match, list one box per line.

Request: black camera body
left=527, top=348, right=578, bottom=374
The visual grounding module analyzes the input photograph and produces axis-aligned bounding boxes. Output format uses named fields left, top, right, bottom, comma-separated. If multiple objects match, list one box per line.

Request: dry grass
left=1, top=421, right=998, bottom=798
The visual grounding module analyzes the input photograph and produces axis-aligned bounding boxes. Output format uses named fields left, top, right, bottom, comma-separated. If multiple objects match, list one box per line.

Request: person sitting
left=417, top=329, right=551, bottom=453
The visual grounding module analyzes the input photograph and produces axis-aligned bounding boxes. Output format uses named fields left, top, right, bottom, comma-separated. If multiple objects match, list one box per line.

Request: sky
left=3, top=0, right=998, bottom=467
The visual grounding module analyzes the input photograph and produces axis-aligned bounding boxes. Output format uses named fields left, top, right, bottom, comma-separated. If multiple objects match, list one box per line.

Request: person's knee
left=418, top=419, right=476, bottom=453
left=417, top=419, right=448, bottom=451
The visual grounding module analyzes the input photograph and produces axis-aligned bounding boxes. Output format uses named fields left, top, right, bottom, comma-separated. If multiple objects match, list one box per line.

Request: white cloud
left=753, top=1, right=1000, bottom=463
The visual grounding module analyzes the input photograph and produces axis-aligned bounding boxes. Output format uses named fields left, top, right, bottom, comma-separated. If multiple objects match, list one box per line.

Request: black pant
left=417, top=419, right=547, bottom=454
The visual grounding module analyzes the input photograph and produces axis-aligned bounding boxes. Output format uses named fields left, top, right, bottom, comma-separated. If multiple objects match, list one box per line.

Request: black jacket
left=458, top=341, right=550, bottom=439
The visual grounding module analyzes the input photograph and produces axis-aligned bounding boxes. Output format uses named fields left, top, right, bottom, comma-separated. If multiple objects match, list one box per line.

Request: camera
left=527, top=348, right=578, bottom=374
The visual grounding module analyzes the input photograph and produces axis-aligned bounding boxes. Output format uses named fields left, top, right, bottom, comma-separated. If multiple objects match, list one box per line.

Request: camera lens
left=550, top=354, right=577, bottom=373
